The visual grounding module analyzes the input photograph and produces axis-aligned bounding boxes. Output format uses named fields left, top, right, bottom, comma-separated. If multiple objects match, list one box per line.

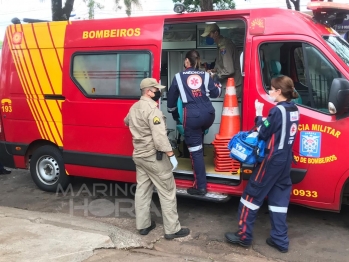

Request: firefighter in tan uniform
left=201, top=23, right=243, bottom=98
left=124, top=78, right=190, bottom=239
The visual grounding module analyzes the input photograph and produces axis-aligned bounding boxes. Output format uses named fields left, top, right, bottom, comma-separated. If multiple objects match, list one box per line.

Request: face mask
left=206, top=37, right=215, bottom=45
left=151, top=90, right=161, bottom=101
left=268, top=90, right=277, bottom=102
left=267, top=95, right=276, bottom=102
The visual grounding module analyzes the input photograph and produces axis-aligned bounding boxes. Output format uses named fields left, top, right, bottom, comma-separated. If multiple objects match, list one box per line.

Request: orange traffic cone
left=215, top=78, right=240, bottom=140
left=212, top=77, right=241, bottom=172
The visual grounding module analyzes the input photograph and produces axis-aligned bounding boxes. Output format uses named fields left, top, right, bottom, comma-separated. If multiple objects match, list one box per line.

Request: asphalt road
left=1, top=169, right=348, bottom=262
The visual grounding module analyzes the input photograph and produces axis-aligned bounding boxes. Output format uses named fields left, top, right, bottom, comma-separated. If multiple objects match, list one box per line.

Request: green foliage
left=119, top=0, right=141, bottom=17
left=0, top=41, right=3, bottom=49
left=172, top=0, right=235, bottom=12
left=83, top=0, right=104, bottom=19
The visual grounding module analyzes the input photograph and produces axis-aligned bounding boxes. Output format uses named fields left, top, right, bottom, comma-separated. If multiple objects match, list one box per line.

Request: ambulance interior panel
left=160, top=19, right=246, bottom=181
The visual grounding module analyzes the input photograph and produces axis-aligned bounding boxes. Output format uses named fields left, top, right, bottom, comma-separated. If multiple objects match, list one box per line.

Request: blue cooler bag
left=227, top=130, right=266, bottom=165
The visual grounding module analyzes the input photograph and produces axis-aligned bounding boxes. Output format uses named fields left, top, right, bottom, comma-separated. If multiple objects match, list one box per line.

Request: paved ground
left=0, top=169, right=349, bottom=261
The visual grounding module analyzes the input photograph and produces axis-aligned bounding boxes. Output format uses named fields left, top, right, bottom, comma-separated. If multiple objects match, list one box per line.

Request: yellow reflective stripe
left=7, top=27, right=46, bottom=139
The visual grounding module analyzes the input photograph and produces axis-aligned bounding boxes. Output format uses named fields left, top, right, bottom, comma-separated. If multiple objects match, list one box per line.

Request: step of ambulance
left=175, top=188, right=231, bottom=202
left=173, top=172, right=241, bottom=186
left=153, top=187, right=231, bottom=202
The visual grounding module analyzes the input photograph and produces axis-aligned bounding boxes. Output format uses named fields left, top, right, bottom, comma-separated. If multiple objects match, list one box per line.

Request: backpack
left=227, top=128, right=266, bottom=165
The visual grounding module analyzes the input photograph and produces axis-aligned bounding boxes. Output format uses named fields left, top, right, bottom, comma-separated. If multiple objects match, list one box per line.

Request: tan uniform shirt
left=215, top=36, right=242, bottom=88
left=124, top=96, right=172, bottom=158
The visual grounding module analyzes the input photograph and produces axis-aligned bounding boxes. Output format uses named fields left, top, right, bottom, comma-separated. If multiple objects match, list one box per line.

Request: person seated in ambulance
left=201, top=23, right=243, bottom=98
left=167, top=50, right=222, bottom=196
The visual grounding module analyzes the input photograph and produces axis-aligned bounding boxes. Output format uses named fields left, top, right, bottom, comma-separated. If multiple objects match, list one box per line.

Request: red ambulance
left=1, top=1, right=349, bottom=212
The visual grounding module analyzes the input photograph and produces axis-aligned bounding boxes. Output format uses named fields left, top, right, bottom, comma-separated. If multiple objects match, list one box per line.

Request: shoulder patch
left=263, top=119, right=270, bottom=127
left=290, top=111, right=299, bottom=121
left=220, top=48, right=226, bottom=55
left=153, top=116, right=161, bottom=125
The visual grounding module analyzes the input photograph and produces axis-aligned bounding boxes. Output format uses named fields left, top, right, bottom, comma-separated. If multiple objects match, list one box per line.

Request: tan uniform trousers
left=133, top=153, right=181, bottom=235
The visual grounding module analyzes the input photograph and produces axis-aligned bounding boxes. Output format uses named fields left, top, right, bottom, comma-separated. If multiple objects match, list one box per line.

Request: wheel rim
left=36, top=155, right=60, bottom=186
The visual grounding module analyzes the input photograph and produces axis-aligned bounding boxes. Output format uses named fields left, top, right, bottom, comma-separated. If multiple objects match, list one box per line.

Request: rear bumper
left=0, top=142, right=15, bottom=168
left=0, top=142, right=28, bottom=168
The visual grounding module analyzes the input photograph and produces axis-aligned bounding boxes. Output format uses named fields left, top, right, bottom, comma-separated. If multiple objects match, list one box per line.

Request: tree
left=286, top=0, right=300, bottom=11
left=39, top=0, right=75, bottom=21
left=0, top=41, right=3, bottom=49
left=114, top=0, right=142, bottom=17
left=50, top=0, right=75, bottom=21
left=172, top=0, right=235, bottom=12
left=83, top=0, right=104, bottom=19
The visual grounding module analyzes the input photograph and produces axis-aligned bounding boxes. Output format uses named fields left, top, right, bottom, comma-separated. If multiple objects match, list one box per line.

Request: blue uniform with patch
left=237, top=101, right=299, bottom=250
left=167, top=67, right=221, bottom=190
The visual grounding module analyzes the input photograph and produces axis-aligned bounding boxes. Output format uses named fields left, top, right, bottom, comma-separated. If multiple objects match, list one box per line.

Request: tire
left=30, top=145, right=70, bottom=192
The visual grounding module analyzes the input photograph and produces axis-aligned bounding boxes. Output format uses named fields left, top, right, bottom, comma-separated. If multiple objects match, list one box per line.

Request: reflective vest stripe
left=188, top=144, right=203, bottom=152
left=204, top=72, right=209, bottom=96
left=277, top=105, right=286, bottom=150
left=240, top=197, right=260, bottom=210
left=268, top=205, right=288, bottom=213
left=167, top=106, right=177, bottom=112
left=175, top=73, right=188, bottom=103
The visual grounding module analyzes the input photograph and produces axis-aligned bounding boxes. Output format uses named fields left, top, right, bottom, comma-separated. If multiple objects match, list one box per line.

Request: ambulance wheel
left=30, top=145, right=70, bottom=192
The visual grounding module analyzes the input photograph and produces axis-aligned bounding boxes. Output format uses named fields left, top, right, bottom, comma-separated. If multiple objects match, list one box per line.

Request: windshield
left=323, top=35, right=349, bottom=66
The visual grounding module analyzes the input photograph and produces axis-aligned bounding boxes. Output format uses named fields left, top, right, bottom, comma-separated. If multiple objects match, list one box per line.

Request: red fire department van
left=1, top=1, right=349, bottom=212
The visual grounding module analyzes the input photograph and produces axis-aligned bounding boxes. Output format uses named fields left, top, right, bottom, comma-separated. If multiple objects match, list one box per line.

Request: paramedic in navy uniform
left=225, top=76, right=299, bottom=253
left=167, top=50, right=221, bottom=196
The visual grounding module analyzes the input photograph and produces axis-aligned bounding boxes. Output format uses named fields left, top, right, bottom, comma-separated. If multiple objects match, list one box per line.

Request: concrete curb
left=0, top=206, right=150, bottom=262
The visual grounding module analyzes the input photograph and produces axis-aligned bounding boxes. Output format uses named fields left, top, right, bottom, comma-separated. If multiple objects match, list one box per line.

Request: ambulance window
left=294, top=44, right=341, bottom=112
left=72, top=52, right=151, bottom=98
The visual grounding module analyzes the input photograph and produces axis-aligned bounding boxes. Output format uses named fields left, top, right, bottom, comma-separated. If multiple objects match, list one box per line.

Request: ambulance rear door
left=61, top=17, right=165, bottom=180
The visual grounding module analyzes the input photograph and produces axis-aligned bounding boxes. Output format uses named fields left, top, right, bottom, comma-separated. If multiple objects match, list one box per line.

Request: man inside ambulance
left=201, top=23, right=242, bottom=98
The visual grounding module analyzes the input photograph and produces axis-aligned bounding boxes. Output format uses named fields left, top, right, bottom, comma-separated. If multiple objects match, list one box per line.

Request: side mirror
left=328, top=78, right=349, bottom=115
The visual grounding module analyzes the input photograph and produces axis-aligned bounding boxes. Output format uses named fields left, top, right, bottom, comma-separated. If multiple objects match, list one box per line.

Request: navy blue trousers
left=237, top=151, right=292, bottom=250
left=183, top=103, right=215, bottom=190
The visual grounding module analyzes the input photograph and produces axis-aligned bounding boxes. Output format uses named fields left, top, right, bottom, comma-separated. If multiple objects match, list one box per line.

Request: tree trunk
left=290, top=0, right=300, bottom=11
left=200, top=0, right=213, bottom=11
left=286, top=0, right=292, bottom=9
left=51, top=0, right=63, bottom=21
left=62, top=0, right=75, bottom=20
left=51, top=0, right=75, bottom=21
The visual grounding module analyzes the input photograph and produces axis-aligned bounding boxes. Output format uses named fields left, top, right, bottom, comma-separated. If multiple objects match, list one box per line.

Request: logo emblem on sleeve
left=290, top=111, right=299, bottom=121
left=290, top=123, right=297, bottom=136
left=263, top=119, right=270, bottom=127
left=153, top=116, right=161, bottom=125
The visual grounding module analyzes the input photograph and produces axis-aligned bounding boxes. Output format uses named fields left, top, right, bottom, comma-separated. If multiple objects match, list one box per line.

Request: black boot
left=0, top=169, right=11, bottom=175
left=225, top=232, right=251, bottom=247
left=187, top=187, right=207, bottom=196
left=139, top=221, right=156, bottom=235
left=266, top=237, right=288, bottom=253
left=165, top=228, right=190, bottom=240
